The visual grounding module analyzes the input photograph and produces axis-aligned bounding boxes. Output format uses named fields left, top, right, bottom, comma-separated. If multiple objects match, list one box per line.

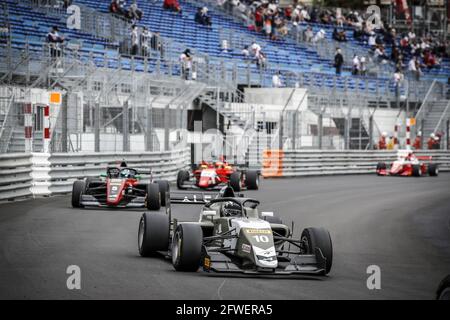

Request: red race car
left=176, top=159, right=259, bottom=191
left=376, top=150, right=439, bottom=177
left=71, top=166, right=170, bottom=210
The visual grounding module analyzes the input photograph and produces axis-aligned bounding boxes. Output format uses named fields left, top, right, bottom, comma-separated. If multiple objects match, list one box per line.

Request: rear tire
left=177, top=170, right=190, bottom=190
left=245, top=170, right=259, bottom=190
left=146, top=183, right=161, bottom=211
left=156, top=180, right=170, bottom=206
left=171, top=224, right=203, bottom=272
left=230, top=171, right=242, bottom=192
left=138, top=212, right=170, bottom=257
left=412, top=165, right=422, bottom=177
left=71, top=180, right=85, bottom=208
left=301, top=227, right=333, bottom=275
left=428, top=164, right=438, bottom=177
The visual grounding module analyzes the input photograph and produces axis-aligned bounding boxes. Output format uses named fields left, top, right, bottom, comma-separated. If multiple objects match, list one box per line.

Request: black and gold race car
left=137, top=186, right=332, bottom=276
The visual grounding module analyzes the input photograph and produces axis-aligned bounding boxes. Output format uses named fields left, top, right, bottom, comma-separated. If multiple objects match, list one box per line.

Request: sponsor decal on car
left=241, top=243, right=251, bottom=253
left=244, top=228, right=272, bottom=234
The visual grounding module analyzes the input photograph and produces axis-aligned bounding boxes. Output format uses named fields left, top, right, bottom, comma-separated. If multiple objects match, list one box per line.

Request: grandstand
left=0, top=0, right=449, bottom=157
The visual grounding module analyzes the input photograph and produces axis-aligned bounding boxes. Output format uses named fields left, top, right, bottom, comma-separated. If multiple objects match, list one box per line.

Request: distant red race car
left=71, top=166, right=169, bottom=210
left=176, top=160, right=259, bottom=191
left=376, top=150, right=438, bottom=177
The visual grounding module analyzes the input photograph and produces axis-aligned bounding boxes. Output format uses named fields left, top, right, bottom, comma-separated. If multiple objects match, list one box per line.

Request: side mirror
left=261, top=212, right=274, bottom=217
left=202, top=210, right=217, bottom=217
left=100, top=173, right=107, bottom=178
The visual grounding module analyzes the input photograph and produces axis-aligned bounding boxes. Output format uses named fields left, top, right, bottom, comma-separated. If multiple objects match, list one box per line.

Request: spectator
left=393, top=68, right=404, bottom=98
left=256, top=50, right=267, bottom=69
left=378, top=132, right=387, bottom=150
left=387, top=135, right=395, bottom=150
left=130, top=25, right=139, bottom=56
left=47, top=26, right=64, bottom=58
left=312, top=29, right=326, bottom=43
left=163, top=0, right=182, bottom=14
left=272, top=71, right=282, bottom=88
left=151, top=32, right=164, bottom=57
left=427, top=133, right=438, bottom=150
left=408, top=56, right=421, bottom=81
left=195, top=7, right=212, bottom=26
left=359, top=56, right=367, bottom=76
left=304, top=26, right=314, bottom=42
left=127, top=0, right=143, bottom=22
left=250, top=41, right=261, bottom=58
left=242, top=45, right=250, bottom=59
left=332, top=28, right=347, bottom=42
left=352, top=54, right=360, bottom=75
left=141, top=27, right=151, bottom=56
left=413, top=132, right=422, bottom=150
left=109, top=0, right=120, bottom=14
left=334, top=48, right=344, bottom=75
left=180, top=49, right=192, bottom=80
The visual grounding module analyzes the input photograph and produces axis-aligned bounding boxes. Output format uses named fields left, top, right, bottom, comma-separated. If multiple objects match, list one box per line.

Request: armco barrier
left=0, top=149, right=190, bottom=200
left=1, top=149, right=450, bottom=200
left=0, top=153, right=33, bottom=201
left=277, top=150, right=450, bottom=177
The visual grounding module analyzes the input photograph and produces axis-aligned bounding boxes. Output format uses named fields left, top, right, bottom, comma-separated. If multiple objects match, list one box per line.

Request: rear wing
left=416, top=156, right=432, bottom=161
left=169, top=191, right=216, bottom=205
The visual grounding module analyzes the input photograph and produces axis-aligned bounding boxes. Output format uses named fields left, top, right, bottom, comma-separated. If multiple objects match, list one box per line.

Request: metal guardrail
left=276, top=150, right=450, bottom=177
left=0, top=153, right=33, bottom=201
left=0, top=149, right=190, bottom=200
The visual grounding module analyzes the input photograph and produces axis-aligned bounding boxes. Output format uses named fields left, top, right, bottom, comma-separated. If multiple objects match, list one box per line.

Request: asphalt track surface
left=0, top=174, right=449, bottom=300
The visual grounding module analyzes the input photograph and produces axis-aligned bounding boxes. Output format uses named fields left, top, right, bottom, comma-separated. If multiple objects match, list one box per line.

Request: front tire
left=138, top=212, right=170, bottom=257
left=245, top=170, right=259, bottom=190
left=156, top=180, right=170, bottom=206
left=376, top=162, right=386, bottom=175
left=177, top=170, right=190, bottom=190
left=171, top=224, right=203, bottom=272
left=301, top=227, right=333, bottom=275
left=146, top=183, right=161, bottom=211
left=428, top=164, right=438, bottom=177
left=230, top=171, right=242, bottom=192
left=71, top=180, right=85, bottom=208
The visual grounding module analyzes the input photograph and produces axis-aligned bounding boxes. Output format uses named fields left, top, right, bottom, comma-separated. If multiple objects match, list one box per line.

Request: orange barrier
left=262, top=149, right=284, bottom=178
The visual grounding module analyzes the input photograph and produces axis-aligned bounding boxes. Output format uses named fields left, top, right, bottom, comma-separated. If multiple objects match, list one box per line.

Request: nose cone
left=198, top=176, right=211, bottom=187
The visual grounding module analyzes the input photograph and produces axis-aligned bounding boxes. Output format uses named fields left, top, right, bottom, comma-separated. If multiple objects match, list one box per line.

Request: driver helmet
left=222, top=201, right=242, bottom=217
left=382, top=132, right=388, bottom=137
left=430, top=133, right=435, bottom=138
left=120, top=168, right=130, bottom=177
left=215, top=161, right=224, bottom=168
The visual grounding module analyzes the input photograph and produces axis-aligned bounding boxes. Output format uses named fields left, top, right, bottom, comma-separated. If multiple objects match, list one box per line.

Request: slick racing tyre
left=230, top=171, right=242, bottom=192
left=301, top=227, right=333, bottom=275
left=146, top=183, right=161, bottom=211
left=412, top=165, right=422, bottom=177
left=138, top=212, right=170, bottom=257
left=245, top=170, right=259, bottom=190
left=428, top=164, right=438, bottom=177
left=71, top=180, right=85, bottom=208
left=177, top=170, right=190, bottom=190
left=171, top=224, right=203, bottom=272
left=156, top=180, right=170, bottom=207
left=376, top=162, right=386, bottom=175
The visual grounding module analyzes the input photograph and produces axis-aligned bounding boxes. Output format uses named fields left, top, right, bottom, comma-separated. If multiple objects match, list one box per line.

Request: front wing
left=202, top=248, right=327, bottom=276
left=80, top=194, right=147, bottom=208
